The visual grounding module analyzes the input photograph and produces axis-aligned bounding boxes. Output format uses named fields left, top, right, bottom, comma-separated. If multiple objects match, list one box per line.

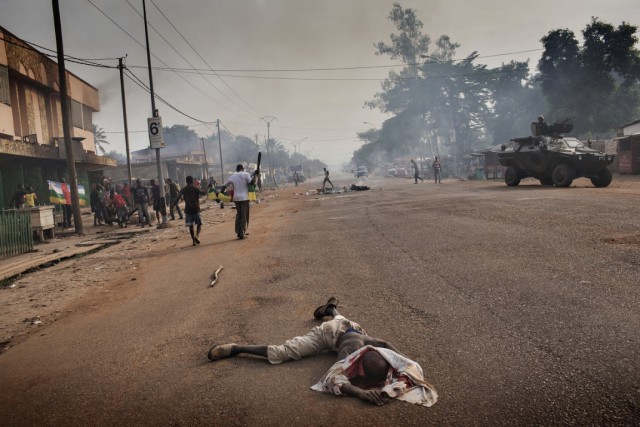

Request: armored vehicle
left=498, top=121, right=614, bottom=187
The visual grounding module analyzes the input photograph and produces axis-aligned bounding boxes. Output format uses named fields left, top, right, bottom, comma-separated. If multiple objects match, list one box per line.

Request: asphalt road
left=0, top=174, right=638, bottom=426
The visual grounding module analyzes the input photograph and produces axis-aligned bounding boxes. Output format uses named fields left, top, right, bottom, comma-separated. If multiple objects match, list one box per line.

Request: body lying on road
left=208, top=298, right=438, bottom=407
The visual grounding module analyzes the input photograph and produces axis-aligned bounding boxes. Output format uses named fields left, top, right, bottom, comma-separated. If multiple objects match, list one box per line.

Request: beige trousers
left=267, top=315, right=366, bottom=364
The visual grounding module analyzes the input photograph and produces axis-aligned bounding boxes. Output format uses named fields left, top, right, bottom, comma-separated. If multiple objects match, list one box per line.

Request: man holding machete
left=220, top=155, right=260, bottom=239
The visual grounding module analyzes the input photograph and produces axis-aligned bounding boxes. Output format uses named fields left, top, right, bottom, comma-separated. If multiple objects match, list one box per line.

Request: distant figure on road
left=432, top=157, right=442, bottom=184
left=293, top=171, right=299, bottom=187
left=411, top=159, right=424, bottom=184
left=133, top=179, right=151, bottom=227
left=322, top=167, right=334, bottom=193
left=220, top=164, right=258, bottom=240
left=208, top=298, right=438, bottom=407
left=171, top=175, right=207, bottom=246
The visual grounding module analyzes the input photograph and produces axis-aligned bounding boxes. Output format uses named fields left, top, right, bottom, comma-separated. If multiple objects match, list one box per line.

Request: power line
left=149, top=0, right=263, bottom=117
left=0, top=36, right=117, bottom=69
left=123, top=48, right=543, bottom=74
left=124, top=0, right=259, bottom=119
left=86, top=0, right=256, bottom=122
left=124, top=67, right=214, bottom=124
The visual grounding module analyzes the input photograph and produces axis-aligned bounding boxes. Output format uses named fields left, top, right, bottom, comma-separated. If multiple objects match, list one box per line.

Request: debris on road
left=209, top=266, right=224, bottom=287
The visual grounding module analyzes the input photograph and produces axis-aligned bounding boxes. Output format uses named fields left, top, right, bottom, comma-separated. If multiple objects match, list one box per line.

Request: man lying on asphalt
left=208, top=298, right=438, bottom=407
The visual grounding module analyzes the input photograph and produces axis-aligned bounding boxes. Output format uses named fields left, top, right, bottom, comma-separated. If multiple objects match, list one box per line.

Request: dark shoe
left=194, top=236, right=200, bottom=245
left=313, top=297, right=339, bottom=320
left=208, top=343, right=236, bottom=361
left=237, top=234, right=245, bottom=240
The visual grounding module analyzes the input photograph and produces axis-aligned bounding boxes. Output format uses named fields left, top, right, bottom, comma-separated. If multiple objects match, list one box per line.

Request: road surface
left=0, top=174, right=638, bottom=426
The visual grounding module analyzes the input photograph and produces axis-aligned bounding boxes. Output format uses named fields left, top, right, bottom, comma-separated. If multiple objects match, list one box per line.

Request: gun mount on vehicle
left=497, top=119, right=615, bottom=188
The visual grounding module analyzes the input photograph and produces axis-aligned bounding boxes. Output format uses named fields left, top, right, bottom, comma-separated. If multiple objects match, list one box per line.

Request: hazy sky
left=1, top=0, right=639, bottom=167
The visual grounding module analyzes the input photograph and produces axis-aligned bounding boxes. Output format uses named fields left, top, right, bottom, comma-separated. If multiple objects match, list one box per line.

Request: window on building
left=82, top=104, right=92, bottom=131
left=0, top=65, right=10, bottom=105
left=71, top=99, right=83, bottom=129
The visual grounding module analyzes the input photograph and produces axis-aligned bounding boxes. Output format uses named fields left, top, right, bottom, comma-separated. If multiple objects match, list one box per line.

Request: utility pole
left=217, top=119, right=224, bottom=181
left=118, top=57, right=133, bottom=194
left=142, top=0, right=167, bottom=226
left=201, top=137, right=208, bottom=179
left=260, top=116, right=277, bottom=187
left=52, top=0, right=83, bottom=235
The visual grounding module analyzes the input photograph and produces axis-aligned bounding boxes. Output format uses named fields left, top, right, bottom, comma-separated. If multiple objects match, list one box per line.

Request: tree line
left=98, top=124, right=326, bottom=182
left=355, top=3, right=640, bottom=168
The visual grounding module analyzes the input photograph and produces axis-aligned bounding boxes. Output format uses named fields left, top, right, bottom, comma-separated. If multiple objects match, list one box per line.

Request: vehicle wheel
left=591, top=166, right=612, bottom=188
left=552, top=164, right=574, bottom=187
left=504, top=166, right=521, bottom=186
left=539, top=178, right=554, bottom=186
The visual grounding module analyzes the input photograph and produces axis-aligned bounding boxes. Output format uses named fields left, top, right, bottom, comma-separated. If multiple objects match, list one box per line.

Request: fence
left=0, top=209, right=33, bottom=258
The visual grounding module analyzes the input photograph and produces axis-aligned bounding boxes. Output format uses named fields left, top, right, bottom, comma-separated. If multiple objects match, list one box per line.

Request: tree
left=104, top=149, right=127, bottom=165
left=367, top=5, right=495, bottom=172
left=485, top=61, right=546, bottom=144
left=538, top=19, right=640, bottom=136
left=374, top=3, right=431, bottom=69
left=262, top=138, right=288, bottom=185
left=162, top=125, right=199, bottom=151
left=92, top=124, right=109, bottom=155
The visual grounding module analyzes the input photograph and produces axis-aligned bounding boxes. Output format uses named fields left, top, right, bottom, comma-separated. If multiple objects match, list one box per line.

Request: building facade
left=0, top=26, right=115, bottom=208
left=615, top=119, right=640, bottom=175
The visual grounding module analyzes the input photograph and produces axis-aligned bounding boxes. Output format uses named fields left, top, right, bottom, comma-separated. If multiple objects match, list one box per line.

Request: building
left=104, top=147, right=218, bottom=185
left=614, top=119, right=640, bottom=175
left=0, top=26, right=116, bottom=208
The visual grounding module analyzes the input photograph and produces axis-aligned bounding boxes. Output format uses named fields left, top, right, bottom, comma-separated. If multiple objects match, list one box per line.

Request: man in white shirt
left=220, top=164, right=258, bottom=239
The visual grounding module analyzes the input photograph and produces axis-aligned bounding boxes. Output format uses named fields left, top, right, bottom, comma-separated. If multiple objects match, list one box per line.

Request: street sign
left=147, top=117, right=164, bottom=149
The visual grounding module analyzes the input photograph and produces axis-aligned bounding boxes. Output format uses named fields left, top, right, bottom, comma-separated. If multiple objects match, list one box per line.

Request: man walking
left=322, top=167, right=334, bottom=193
left=432, top=157, right=442, bottom=184
left=133, top=179, right=151, bottom=227
left=167, top=178, right=183, bottom=221
left=171, top=175, right=207, bottom=246
left=220, top=164, right=258, bottom=240
left=411, top=159, right=424, bottom=183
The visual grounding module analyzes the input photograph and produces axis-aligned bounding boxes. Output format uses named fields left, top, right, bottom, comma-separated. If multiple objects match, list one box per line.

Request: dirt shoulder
left=0, top=186, right=305, bottom=352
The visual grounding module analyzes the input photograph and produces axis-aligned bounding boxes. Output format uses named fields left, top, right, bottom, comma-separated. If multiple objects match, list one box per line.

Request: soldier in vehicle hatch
left=537, top=116, right=550, bottom=135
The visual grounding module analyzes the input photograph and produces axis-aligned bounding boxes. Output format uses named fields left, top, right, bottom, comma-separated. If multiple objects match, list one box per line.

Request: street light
left=293, top=136, right=307, bottom=154
left=260, top=116, right=277, bottom=186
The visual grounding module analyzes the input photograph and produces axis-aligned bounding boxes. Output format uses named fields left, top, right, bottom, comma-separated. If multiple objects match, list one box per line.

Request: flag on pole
left=47, top=180, right=86, bottom=207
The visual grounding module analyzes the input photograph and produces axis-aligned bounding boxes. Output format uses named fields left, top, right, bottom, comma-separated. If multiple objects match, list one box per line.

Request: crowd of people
left=10, top=184, right=37, bottom=209
left=89, top=176, right=219, bottom=229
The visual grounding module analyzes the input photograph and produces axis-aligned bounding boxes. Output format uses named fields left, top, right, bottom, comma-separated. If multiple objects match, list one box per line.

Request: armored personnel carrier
left=498, top=121, right=614, bottom=187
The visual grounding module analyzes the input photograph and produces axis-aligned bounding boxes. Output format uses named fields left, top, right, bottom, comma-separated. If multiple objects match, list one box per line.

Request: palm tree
left=263, top=138, right=287, bottom=186
left=92, top=124, right=110, bottom=155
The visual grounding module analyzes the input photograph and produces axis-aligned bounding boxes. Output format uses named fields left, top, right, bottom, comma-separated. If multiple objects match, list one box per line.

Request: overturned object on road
left=498, top=120, right=615, bottom=188
left=350, top=184, right=370, bottom=191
